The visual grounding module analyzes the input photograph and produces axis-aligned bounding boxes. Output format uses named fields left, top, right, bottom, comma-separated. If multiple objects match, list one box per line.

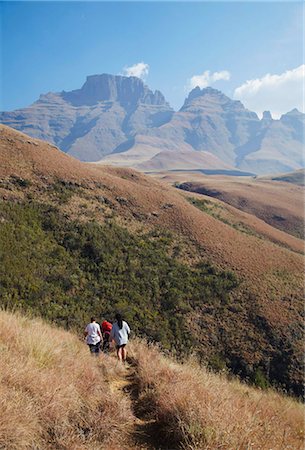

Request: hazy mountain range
left=1, top=74, right=304, bottom=175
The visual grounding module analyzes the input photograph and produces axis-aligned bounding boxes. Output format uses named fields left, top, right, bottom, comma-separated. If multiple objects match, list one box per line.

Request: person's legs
left=117, top=346, right=123, bottom=361
left=103, top=334, right=110, bottom=352
left=89, top=344, right=95, bottom=355
left=95, top=341, right=101, bottom=356
left=122, top=345, right=127, bottom=362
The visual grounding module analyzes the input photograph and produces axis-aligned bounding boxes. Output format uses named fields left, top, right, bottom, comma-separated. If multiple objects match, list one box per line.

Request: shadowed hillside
left=265, top=168, right=305, bottom=186
left=0, top=124, right=304, bottom=395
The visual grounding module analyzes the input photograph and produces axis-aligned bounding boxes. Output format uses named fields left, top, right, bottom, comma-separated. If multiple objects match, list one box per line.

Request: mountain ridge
left=1, top=74, right=304, bottom=173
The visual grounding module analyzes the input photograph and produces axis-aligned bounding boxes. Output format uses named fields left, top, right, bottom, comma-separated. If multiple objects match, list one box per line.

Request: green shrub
left=0, top=200, right=238, bottom=356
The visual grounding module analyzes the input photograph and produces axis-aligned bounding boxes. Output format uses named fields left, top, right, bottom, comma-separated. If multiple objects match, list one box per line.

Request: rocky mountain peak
left=61, top=74, right=170, bottom=108
left=180, top=86, right=246, bottom=114
left=183, top=86, right=224, bottom=104
left=262, top=110, right=272, bottom=121
left=280, top=108, right=303, bottom=119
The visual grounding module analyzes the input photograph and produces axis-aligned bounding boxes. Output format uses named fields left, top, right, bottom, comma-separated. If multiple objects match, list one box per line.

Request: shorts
left=88, top=342, right=101, bottom=354
left=116, top=343, right=126, bottom=350
left=102, top=333, right=110, bottom=352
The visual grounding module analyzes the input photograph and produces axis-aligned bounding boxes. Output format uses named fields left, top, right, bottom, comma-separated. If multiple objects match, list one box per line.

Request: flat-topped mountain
left=0, top=74, right=173, bottom=162
left=1, top=75, right=304, bottom=173
left=62, top=73, right=170, bottom=107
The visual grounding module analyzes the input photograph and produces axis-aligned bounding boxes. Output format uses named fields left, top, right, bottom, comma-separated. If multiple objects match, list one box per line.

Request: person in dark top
left=101, top=319, right=112, bottom=353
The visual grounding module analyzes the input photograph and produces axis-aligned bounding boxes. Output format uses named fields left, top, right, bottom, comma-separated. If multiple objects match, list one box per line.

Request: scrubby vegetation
left=1, top=196, right=304, bottom=396
left=187, top=197, right=256, bottom=236
left=0, top=200, right=237, bottom=356
left=0, top=195, right=303, bottom=396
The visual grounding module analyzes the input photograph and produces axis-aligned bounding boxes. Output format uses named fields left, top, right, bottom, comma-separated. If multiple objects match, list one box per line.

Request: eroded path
left=107, top=358, right=169, bottom=450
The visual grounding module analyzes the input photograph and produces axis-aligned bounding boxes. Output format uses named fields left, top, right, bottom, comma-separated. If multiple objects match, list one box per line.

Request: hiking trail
left=107, top=358, right=166, bottom=450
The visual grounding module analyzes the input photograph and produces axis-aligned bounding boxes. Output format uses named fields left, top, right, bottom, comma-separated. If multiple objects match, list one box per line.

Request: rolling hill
left=171, top=174, right=304, bottom=240
left=0, top=124, right=304, bottom=395
left=263, top=168, right=305, bottom=186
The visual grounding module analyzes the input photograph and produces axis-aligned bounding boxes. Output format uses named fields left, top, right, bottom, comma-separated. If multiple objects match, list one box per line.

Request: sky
left=1, top=1, right=304, bottom=117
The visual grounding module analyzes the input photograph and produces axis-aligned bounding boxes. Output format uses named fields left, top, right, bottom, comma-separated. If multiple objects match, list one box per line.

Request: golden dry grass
left=0, top=309, right=134, bottom=450
left=0, top=311, right=304, bottom=450
left=129, top=340, right=304, bottom=450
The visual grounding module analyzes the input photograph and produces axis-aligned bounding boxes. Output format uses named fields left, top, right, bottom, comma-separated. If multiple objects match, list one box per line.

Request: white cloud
left=233, top=65, right=305, bottom=118
left=123, top=62, right=149, bottom=80
left=188, top=70, right=231, bottom=90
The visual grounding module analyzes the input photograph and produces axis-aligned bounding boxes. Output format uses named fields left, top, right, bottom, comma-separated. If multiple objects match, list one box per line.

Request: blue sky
left=1, top=1, right=303, bottom=116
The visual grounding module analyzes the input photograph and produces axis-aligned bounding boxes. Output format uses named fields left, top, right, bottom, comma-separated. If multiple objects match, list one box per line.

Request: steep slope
left=0, top=125, right=304, bottom=395
left=1, top=310, right=304, bottom=450
left=103, top=86, right=261, bottom=170
left=0, top=74, right=173, bottom=162
left=237, top=109, right=305, bottom=174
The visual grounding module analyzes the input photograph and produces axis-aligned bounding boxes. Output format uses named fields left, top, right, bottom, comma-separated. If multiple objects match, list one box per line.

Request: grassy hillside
left=129, top=340, right=304, bottom=450
left=269, top=169, right=305, bottom=186
left=0, top=199, right=237, bottom=355
left=175, top=177, right=304, bottom=240
left=0, top=310, right=304, bottom=450
left=0, top=310, right=134, bottom=450
left=0, top=125, right=304, bottom=396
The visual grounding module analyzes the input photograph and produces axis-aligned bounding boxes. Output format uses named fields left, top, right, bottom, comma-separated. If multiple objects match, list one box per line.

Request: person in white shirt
left=109, top=313, right=130, bottom=363
left=84, top=317, right=102, bottom=356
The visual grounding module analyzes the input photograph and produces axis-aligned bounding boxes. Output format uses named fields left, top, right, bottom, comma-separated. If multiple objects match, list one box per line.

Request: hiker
left=84, top=317, right=102, bottom=356
left=109, top=313, right=130, bottom=363
left=101, top=319, right=112, bottom=352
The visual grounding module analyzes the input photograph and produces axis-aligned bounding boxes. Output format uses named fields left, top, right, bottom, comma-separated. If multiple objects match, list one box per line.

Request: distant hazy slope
left=267, top=168, right=305, bottom=186
left=175, top=175, right=304, bottom=239
left=237, top=109, right=305, bottom=175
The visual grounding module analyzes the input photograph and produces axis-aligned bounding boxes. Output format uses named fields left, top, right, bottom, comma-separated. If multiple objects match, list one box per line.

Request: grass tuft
left=0, top=310, right=134, bottom=450
left=129, top=340, right=304, bottom=450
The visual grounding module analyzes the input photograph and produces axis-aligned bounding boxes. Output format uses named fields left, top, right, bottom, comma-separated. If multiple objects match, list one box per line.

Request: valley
left=0, top=124, right=304, bottom=397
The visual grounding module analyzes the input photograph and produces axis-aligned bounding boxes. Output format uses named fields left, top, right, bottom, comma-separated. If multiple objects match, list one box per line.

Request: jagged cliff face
left=1, top=75, right=304, bottom=173
left=151, top=87, right=261, bottom=166
left=62, top=74, right=169, bottom=107
left=104, top=86, right=304, bottom=174
left=0, top=74, right=173, bottom=161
